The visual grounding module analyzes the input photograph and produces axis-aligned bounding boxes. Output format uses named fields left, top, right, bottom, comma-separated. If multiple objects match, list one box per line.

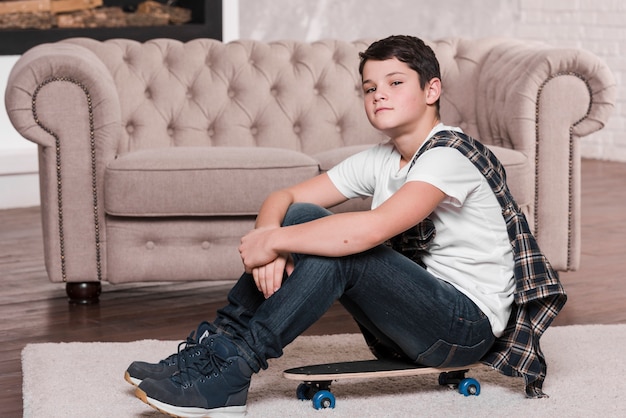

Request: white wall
left=238, top=0, right=625, bottom=162
left=0, top=55, right=39, bottom=210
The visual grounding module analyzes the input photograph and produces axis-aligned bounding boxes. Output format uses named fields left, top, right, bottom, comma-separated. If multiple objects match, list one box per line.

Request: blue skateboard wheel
left=312, top=390, right=336, bottom=409
left=458, top=378, right=481, bottom=396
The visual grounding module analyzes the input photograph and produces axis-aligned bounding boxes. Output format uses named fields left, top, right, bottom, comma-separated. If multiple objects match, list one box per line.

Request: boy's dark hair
left=359, top=35, right=441, bottom=114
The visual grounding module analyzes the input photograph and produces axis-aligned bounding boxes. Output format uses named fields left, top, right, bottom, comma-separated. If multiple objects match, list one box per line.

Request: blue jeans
left=214, top=203, right=495, bottom=372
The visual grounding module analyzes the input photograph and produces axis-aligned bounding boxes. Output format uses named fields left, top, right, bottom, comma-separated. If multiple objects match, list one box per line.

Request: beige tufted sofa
left=5, top=37, right=616, bottom=303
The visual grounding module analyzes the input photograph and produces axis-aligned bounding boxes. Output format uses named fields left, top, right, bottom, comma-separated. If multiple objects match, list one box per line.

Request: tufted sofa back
left=62, top=38, right=380, bottom=156
left=61, top=37, right=508, bottom=158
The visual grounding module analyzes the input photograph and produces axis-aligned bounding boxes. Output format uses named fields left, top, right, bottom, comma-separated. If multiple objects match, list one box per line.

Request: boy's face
left=361, top=58, right=437, bottom=138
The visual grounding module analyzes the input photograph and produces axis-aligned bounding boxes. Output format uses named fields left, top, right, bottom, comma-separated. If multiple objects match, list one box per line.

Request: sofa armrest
left=4, top=41, right=122, bottom=282
left=476, top=40, right=617, bottom=271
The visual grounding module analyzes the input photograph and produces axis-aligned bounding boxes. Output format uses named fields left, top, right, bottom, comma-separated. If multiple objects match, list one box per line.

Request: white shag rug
left=22, top=324, right=626, bottom=417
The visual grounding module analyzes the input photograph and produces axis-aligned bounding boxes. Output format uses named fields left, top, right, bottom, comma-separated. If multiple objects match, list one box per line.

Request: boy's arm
left=245, top=173, right=348, bottom=297
left=240, top=180, right=445, bottom=269
left=254, top=172, right=348, bottom=229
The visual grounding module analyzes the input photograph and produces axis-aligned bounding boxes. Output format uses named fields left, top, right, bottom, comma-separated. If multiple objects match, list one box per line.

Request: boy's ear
left=425, top=77, right=442, bottom=104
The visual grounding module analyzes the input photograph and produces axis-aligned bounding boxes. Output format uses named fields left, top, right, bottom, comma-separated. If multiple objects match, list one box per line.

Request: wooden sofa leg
left=66, top=282, right=102, bottom=305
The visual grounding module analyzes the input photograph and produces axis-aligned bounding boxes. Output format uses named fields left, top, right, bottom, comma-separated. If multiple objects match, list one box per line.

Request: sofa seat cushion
left=104, top=147, right=320, bottom=216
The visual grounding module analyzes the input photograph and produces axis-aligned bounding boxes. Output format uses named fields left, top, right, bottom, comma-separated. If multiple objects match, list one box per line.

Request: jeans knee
left=282, top=203, right=332, bottom=227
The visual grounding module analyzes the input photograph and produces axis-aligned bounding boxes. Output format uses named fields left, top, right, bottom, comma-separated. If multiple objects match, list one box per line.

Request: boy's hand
left=238, top=226, right=279, bottom=271
left=252, top=254, right=294, bottom=298
left=239, top=226, right=294, bottom=298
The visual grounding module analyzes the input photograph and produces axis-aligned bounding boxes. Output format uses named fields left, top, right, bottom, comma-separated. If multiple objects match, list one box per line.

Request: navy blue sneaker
left=135, top=334, right=253, bottom=418
left=124, top=321, right=216, bottom=386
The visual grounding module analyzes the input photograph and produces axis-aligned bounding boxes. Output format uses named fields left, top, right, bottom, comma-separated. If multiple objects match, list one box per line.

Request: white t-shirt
left=327, top=124, right=514, bottom=337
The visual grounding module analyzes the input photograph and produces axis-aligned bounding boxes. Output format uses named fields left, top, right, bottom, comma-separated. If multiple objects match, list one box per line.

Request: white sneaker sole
left=136, top=388, right=247, bottom=418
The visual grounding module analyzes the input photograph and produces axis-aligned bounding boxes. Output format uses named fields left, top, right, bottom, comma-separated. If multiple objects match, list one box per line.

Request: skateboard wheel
left=312, top=390, right=336, bottom=409
left=296, top=383, right=313, bottom=400
left=458, top=378, right=480, bottom=396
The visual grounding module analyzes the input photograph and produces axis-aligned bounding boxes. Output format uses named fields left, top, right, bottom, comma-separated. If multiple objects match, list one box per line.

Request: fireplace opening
left=0, top=0, right=222, bottom=55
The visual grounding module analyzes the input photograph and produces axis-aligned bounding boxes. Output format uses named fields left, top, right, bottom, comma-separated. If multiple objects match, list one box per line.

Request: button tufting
left=146, top=241, right=155, bottom=250
left=293, top=124, right=301, bottom=134
left=201, top=241, right=210, bottom=250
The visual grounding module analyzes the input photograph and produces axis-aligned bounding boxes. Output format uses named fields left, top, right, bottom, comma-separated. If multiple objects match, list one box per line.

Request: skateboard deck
left=283, top=359, right=480, bottom=409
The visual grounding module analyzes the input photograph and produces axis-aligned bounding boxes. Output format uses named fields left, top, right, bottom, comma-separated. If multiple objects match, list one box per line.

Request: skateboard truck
left=296, top=381, right=336, bottom=409
left=439, top=369, right=481, bottom=395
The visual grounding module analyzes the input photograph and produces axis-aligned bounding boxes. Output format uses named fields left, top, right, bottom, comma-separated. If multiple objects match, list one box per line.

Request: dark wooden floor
left=1, top=158, right=625, bottom=417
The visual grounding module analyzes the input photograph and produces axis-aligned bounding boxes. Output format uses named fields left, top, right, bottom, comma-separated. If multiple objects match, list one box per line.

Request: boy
left=126, top=35, right=563, bottom=416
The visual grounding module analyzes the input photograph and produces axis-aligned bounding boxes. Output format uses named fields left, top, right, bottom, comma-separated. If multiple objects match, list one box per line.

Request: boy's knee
left=282, top=203, right=332, bottom=227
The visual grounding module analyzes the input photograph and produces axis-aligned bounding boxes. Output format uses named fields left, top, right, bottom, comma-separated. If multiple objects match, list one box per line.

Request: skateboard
left=283, top=359, right=480, bottom=410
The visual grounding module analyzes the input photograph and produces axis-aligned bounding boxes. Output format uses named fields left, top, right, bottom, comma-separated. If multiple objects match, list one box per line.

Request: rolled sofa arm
left=5, top=41, right=122, bottom=283
left=476, top=40, right=617, bottom=271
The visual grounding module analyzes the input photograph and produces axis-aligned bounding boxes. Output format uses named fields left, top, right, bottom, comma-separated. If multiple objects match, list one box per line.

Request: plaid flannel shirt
left=404, top=130, right=567, bottom=398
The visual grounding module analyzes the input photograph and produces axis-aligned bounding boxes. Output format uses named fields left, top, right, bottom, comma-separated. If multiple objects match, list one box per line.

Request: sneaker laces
left=171, top=331, right=203, bottom=366
left=160, top=322, right=214, bottom=368
left=172, top=338, right=233, bottom=388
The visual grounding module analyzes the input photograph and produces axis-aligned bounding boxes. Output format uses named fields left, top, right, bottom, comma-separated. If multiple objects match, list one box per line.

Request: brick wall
left=240, top=0, right=625, bottom=161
